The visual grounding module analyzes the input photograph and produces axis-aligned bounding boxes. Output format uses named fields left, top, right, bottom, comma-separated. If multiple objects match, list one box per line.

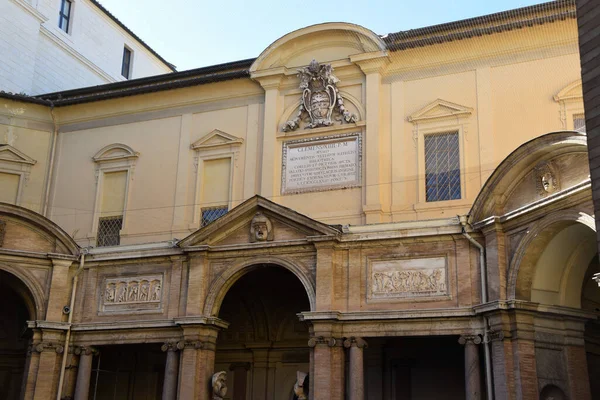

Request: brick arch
left=0, top=263, right=46, bottom=320
left=203, top=256, right=316, bottom=317
left=508, top=209, right=595, bottom=304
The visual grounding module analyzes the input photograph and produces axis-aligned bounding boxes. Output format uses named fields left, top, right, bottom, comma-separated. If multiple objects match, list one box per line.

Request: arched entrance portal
left=215, top=264, right=311, bottom=399
left=0, top=270, right=35, bottom=400
left=512, top=214, right=600, bottom=398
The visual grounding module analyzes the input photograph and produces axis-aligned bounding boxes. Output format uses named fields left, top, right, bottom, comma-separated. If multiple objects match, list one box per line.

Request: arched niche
left=203, top=257, right=316, bottom=317
left=250, top=22, right=386, bottom=72
left=509, top=210, right=597, bottom=308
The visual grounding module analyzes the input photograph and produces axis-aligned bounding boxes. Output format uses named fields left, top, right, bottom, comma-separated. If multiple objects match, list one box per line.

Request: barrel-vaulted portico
left=471, top=131, right=598, bottom=400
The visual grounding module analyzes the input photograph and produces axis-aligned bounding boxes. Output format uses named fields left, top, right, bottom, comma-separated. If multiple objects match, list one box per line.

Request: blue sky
left=99, top=0, right=546, bottom=71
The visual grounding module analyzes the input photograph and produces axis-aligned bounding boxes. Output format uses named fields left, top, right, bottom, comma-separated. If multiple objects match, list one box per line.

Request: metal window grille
left=121, top=47, right=132, bottom=79
left=425, top=132, right=461, bottom=202
left=201, top=206, right=228, bottom=227
left=573, top=114, right=586, bottom=133
left=58, top=0, right=71, bottom=33
left=97, top=216, right=123, bottom=247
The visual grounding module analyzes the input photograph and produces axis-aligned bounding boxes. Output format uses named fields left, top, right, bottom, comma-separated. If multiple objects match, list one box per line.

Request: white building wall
left=0, top=1, right=41, bottom=94
left=1, top=0, right=173, bottom=95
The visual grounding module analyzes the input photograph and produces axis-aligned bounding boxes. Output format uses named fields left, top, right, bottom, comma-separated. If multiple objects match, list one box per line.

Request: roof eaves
left=383, top=0, right=576, bottom=51
left=0, top=91, right=51, bottom=106
left=43, top=69, right=251, bottom=106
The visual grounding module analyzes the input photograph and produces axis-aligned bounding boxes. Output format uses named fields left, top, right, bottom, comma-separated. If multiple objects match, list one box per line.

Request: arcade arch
left=214, top=264, right=312, bottom=400
left=0, top=270, right=37, bottom=400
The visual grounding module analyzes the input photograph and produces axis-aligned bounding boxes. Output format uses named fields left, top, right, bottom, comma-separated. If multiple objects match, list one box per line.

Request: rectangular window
left=58, top=0, right=72, bottom=33
left=201, top=206, right=228, bottom=227
left=0, top=172, right=20, bottom=204
left=121, top=47, right=132, bottom=79
left=573, top=114, right=586, bottom=132
left=97, top=216, right=123, bottom=247
left=200, top=158, right=231, bottom=226
left=97, top=171, right=127, bottom=247
left=424, top=132, right=461, bottom=202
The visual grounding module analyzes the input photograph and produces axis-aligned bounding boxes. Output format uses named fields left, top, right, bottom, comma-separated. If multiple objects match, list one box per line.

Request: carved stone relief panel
left=100, top=274, right=163, bottom=314
left=368, top=256, right=448, bottom=300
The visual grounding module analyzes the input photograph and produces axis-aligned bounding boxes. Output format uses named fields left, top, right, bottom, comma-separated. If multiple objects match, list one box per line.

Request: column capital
left=343, top=336, right=368, bottom=349
left=73, top=345, right=98, bottom=356
left=161, top=341, right=181, bottom=352
left=32, top=341, right=65, bottom=354
left=307, top=336, right=345, bottom=348
left=458, top=335, right=482, bottom=345
left=176, top=339, right=217, bottom=352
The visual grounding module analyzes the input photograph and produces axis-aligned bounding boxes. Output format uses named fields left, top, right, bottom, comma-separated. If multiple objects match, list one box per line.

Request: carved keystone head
left=250, top=212, right=273, bottom=242
left=534, top=161, right=560, bottom=195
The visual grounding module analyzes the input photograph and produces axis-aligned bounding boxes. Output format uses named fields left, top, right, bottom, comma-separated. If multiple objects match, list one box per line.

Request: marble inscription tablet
left=281, top=133, right=361, bottom=194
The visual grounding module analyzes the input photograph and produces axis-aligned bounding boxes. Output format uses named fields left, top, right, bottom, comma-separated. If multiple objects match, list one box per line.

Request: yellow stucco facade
left=0, top=2, right=598, bottom=400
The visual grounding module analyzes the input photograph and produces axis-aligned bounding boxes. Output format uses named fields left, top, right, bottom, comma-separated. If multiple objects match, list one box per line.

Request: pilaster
left=352, top=52, right=390, bottom=224
left=176, top=324, right=221, bottom=400
left=253, top=73, right=284, bottom=199
left=46, top=257, right=74, bottom=321
left=308, top=322, right=345, bottom=400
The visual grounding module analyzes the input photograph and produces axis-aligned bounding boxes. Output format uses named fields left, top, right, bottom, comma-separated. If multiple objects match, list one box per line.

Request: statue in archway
left=293, top=371, right=309, bottom=400
left=211, top=371, right=227, bottom=400
left=250, top=212, right=274, bottom=242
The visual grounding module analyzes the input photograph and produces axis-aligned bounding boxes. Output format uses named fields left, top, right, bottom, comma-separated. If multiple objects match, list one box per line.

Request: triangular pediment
left=0, top=145, right=36, bottom=165
left=408, top=99, right=473, bottom=123
left=178, top=195, right=340, bottom=247
left=191, top=130, right=243, bottom=150
left=553, top=80, right=582, bottom=102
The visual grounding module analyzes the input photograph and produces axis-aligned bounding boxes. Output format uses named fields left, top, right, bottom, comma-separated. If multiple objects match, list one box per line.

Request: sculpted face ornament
left=250, top=212, right=274, bottom=242
left=541, top=172, right=554, bottom=192
left=211, top=371, right=227, bottom=400
left=534, top=161, right=560, bottom=195
left=283, top=59, right=358, bottom=131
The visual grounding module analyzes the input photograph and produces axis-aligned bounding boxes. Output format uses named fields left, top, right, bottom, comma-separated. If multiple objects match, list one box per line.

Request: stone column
left=308, top=336, right=345, bottom=400
left=73, top=346, right=97, bottom=400
left=161, top=342, right=180, bottom=400
left=344, top=337, right=368, bottom=400
left=176, top=323, right=221, bottom=400
left=459, top=335, right=482, bottom=400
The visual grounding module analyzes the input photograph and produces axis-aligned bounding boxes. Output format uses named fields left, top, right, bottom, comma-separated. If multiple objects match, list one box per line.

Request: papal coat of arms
left=283, top=59, right=358, bottom=131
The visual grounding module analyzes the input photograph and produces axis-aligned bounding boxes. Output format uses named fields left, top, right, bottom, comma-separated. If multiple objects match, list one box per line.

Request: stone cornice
left=473, top=179, right=591, bottom=231
left=298, top=308, right=475, bottom=321
left=473, top=300, right=598, bottom=321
